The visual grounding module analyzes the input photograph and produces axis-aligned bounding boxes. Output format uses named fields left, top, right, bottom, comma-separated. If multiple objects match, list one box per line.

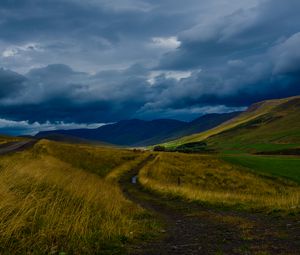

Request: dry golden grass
left=139, top=152, right=300, bottom=211
left=105, top=153, right=149, bottom=183
left=36, top=139, right=143, bottom=177
left=0, top=140, right=154, bottom=254
left=0, top=135, right=24, bottom=145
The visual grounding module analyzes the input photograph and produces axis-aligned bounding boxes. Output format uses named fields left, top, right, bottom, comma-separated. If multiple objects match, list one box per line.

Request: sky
left=0, top=0, right=300, bottom=135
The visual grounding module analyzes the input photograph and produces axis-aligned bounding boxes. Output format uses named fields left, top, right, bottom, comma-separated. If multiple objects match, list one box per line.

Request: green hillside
left=165, top=96, right=300, bottom=154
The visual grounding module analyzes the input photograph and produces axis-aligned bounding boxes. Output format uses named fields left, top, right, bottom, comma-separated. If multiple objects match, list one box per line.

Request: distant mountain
left=36, top=119, right=186, bottom=146
left=136, top=112, right=241, bottom=146
left=167, top=112, right=241, bottom=140
left=166, top=96, right=300, bottom=154
left=33, top=133, right=111, bottom=146
left=36, top=113, right=241, bottom=146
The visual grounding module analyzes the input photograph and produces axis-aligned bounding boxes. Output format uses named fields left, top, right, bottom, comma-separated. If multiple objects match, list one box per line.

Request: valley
left=0, top=95, right=299, bottom=254
left=2, top=1, right=300, bottom=254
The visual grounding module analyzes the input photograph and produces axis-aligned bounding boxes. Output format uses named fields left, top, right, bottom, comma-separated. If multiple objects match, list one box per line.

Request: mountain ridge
left=36, top=112, right=241, bottom=146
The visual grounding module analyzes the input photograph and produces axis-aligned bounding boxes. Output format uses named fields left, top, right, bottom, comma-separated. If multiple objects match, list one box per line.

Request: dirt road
left=120, top=154, right=300, bottom=255
left=0, top=140, right=36, bottom=155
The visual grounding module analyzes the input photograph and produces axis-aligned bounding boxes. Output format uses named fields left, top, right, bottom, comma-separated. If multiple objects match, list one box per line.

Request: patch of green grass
left=243, top=143, right=300, bottom=152
left=210, top=142, right=300, bottom=154
left=222, top=154, right=300, bottom=184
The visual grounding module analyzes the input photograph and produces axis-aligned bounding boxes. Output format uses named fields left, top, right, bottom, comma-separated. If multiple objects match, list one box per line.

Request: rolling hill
left=36, top=112, right=240, bottom=146
left=166, top=96, right=300, bottom=154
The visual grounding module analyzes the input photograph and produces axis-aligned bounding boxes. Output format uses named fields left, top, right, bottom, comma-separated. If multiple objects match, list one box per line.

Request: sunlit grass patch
left=138, top=152, right=300, bottom=212
left=0, top=135, right=24, bottom=145
left=35, top=139, right=142, bottom=177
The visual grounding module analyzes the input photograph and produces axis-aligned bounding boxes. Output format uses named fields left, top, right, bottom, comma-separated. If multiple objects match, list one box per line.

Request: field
left=0, top=135, right=24, bottom=145
left=0, top=140, right=157, bottom=254
left=0, top=139, right=299, bottom=254
left=222, top=154, right=300, bottom=184
left=138, top=152, right=300, bottom=212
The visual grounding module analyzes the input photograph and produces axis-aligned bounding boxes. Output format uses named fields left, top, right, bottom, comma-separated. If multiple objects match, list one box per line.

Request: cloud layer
left=0, top=0, right=300, bottom=133
left=0, top=119, right=105, bottom=136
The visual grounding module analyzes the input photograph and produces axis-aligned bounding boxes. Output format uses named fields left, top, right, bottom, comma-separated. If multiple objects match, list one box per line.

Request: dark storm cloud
left=0, top=64, right=152, bottom=123
left=0, top=0, right=300, bottom=133
left=159, top=0, right=300, bottom=70
left=0, top=0, right=196, bottom=73
left=153, top=0, right=300, bottom=110
left=0, top=68, right=26, bottom=99
left=152, top=36, right=300, bottom=111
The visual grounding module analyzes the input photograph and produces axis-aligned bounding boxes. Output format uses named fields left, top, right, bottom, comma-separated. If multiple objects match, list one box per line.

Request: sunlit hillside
left=164, top=96, right=300, bottom=153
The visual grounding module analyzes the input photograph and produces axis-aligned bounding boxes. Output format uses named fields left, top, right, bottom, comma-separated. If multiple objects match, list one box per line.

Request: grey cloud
left=271, top=33, right=300, bottom=75
left=0, top=64, right=152, bottom=122
left=0, top=0, right=195, bottom=73
left=159, top=0, right=300, bottom=70
left=0, top=118, right=105, bottom=136
left=0, top=68, right=26, bottom=98
left=145, top=33, right=300, bottom=112
left=0, top=0, right=260, bottom=73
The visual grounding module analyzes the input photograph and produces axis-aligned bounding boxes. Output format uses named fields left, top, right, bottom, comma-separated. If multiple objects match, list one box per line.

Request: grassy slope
left=139, top=152, right=300, bottom=212
left=164, top=96, right=300, bottom=152
left=207, top=97, right=300, bottom=153
left=0, top=140, right=157, bottom=254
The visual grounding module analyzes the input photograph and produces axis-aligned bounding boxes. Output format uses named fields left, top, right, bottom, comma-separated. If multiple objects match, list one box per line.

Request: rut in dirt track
left=119, top=154, right=300, bottom=255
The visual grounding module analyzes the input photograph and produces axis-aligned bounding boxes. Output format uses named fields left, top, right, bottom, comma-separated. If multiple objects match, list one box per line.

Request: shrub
left=153, top=145, right=166, bottom=151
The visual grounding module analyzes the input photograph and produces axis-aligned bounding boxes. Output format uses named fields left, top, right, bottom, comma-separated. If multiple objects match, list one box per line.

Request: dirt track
left=0, top=140, right=37, bottom=155
left=120, top=154, right=300, bottom=255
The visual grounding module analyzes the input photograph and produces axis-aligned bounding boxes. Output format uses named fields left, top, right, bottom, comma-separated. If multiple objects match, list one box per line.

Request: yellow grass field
left=0, top=135, right=24, bottom=145
left=0, top=140, right=155, bottom=254
left=139, top=152, right=300, bottom=212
